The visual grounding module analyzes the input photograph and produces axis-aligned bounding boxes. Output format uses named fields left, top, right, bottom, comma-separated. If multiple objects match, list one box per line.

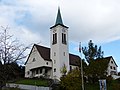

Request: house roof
left=69, top=54, right=81, bottom=66
left=96, top=56, right=118, bottom=67
left=26, top=44, right=81, bottom=66
left=34, top=44, right=51, bottom=61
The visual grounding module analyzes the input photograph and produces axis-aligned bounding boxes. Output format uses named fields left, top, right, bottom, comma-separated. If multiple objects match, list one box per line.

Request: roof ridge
left=34, top=44, right=50, bottom=49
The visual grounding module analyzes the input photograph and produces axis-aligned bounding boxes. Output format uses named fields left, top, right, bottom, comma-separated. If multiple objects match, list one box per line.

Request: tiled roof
left=96, top=56, right=118, bottom=67
left=34, top=44, right=51, bottom=61
left=69, top=54, right=81, bottom=66
left=34, top=44, right=81, bottom=66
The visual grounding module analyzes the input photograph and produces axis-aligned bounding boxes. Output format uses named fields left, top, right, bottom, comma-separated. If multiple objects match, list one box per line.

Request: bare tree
left=0, top=26, right=31, bottom=87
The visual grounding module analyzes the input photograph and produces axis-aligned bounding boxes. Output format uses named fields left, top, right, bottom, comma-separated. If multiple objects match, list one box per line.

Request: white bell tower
left=50, top=8, right=69, bottom=80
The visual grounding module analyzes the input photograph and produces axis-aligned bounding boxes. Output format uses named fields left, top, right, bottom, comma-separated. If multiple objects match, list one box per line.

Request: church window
left=63, top=52, right=65, bottom=56
left=45, top=69, right=48, bottom=73
left=54, top=60, right=56, bottom=64
left=54, top=52, right=56, bottom=56
left=46, top=62, right=48, bottom=65
left=40, top=69, right=42, bottom=74
left=62, top=33, right=67, bottom=44
left=27, top=71, right=29, bottom=75
left=54, top=68, right=56, bottom=72
left=70, top=66, right=72, bottom=71
left=53, top=33, right=57, bottom=44
left=32, top=58, right=36, bottom=62
left=36, top=69, right=38, bottom=74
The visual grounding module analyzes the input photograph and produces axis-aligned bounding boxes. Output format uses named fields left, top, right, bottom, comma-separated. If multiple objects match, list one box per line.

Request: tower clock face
left=53, top=29, right=56, bottom=33
left=62, top=28, right=66, bottom=32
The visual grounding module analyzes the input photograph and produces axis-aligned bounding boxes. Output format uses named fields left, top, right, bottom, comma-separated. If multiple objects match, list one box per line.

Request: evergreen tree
left=82, top=40, right=104, bottom=63
left=82, top=40, right=105, bottom=83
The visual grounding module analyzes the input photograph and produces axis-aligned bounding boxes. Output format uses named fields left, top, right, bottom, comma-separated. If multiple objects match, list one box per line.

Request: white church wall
left=25, top=46, right=46, bottom=78
left=45, top=61, right=52, bottom=67
left=70, top=65, right=79, bottom=70
left=50, top=25, right=69, bottom=80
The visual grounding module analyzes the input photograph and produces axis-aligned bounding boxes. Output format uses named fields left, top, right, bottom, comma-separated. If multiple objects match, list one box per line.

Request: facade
left=95, top=56, right=118, bottom=77
left=25, top=8, right=80, bottom=80
left=105, top=56, right=118, bottom=76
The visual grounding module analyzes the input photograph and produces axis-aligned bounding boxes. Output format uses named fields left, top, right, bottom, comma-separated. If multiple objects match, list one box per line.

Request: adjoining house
left=96, top=56, right=119, bottom=79
left=101, top=56, right=118, bottom=76
left=25, top=8, right=119, bottom=80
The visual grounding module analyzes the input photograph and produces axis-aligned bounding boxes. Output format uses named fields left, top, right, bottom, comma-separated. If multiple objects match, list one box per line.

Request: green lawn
left=84, top=79, right=120, bottom=90
left=12, top=78, right=120, bottom=90
left=85, top=83, right=99, bottom=90
left=15, top=79, right=49, bottom=87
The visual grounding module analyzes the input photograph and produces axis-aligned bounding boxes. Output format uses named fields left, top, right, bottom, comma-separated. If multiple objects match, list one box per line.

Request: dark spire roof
left=55, top=7, right=63, bottom=25
left=50, top=7, right=68, bottom=29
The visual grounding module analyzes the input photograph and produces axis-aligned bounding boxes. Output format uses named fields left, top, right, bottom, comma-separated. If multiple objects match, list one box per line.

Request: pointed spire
left=50, top=7, right=68, bottom=29
left=55, top=7, right=63, bottom=25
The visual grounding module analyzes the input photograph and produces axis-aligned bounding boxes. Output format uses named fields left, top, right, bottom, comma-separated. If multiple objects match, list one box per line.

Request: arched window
left=62, top=33, right=67, bottom=44
left=53, top=33, right=57, bottom=44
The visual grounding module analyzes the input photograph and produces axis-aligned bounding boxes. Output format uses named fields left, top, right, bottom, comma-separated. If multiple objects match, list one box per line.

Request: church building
left=25, top=8, right=81, bottom=80
left=25, top=8, right=119, bottom=80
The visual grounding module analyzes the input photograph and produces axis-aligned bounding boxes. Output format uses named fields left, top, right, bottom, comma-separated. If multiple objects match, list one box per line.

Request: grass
left=15, top=78, right=49, bottom=87
left=85, top=83, right=99, bottom=90
left=10, top=78, right=120, bottom=90
left=84, top=79, right=120, bottom=90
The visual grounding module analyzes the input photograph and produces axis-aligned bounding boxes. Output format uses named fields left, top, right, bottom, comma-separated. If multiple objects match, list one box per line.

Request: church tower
left=50, top=8, right=69, bottom=79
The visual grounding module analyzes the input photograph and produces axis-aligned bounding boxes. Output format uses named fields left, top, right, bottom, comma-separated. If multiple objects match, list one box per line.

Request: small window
left=54, top=68, right=56, bottom=72
left=110, top=66, right=112, bottom=69
left=111, top=61, right=113, bottom=64
left=40, top=69, right=42, bottom=74
left=36, top=69, right=38, bottom=74
left=27, top=71, right=29, bottom=75
left=63, top=52, right=65, bottom=56
left=45, top=69, right=48, bottom=73
left=52, top=33, right=57, bottom=44
left=46, top=62, right=48, bottom=65
left=76, top=67, right=78, bottom=70
left=62, top=33, right=67, bottom=44
left=54, top=52, right=56, bottom=56
left=32, top=58, right=36, bottom=62
left=114, top=67, right=116, bottom=70
left=70, top=66, right=72, bottom=71
left=106, top=72, right=108, bottom=75
left=54, top=60, right=56, bottom=64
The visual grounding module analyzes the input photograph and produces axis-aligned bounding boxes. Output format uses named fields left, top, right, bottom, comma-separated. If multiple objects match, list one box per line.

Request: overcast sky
left=0, top=0, right=120, bottom=71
